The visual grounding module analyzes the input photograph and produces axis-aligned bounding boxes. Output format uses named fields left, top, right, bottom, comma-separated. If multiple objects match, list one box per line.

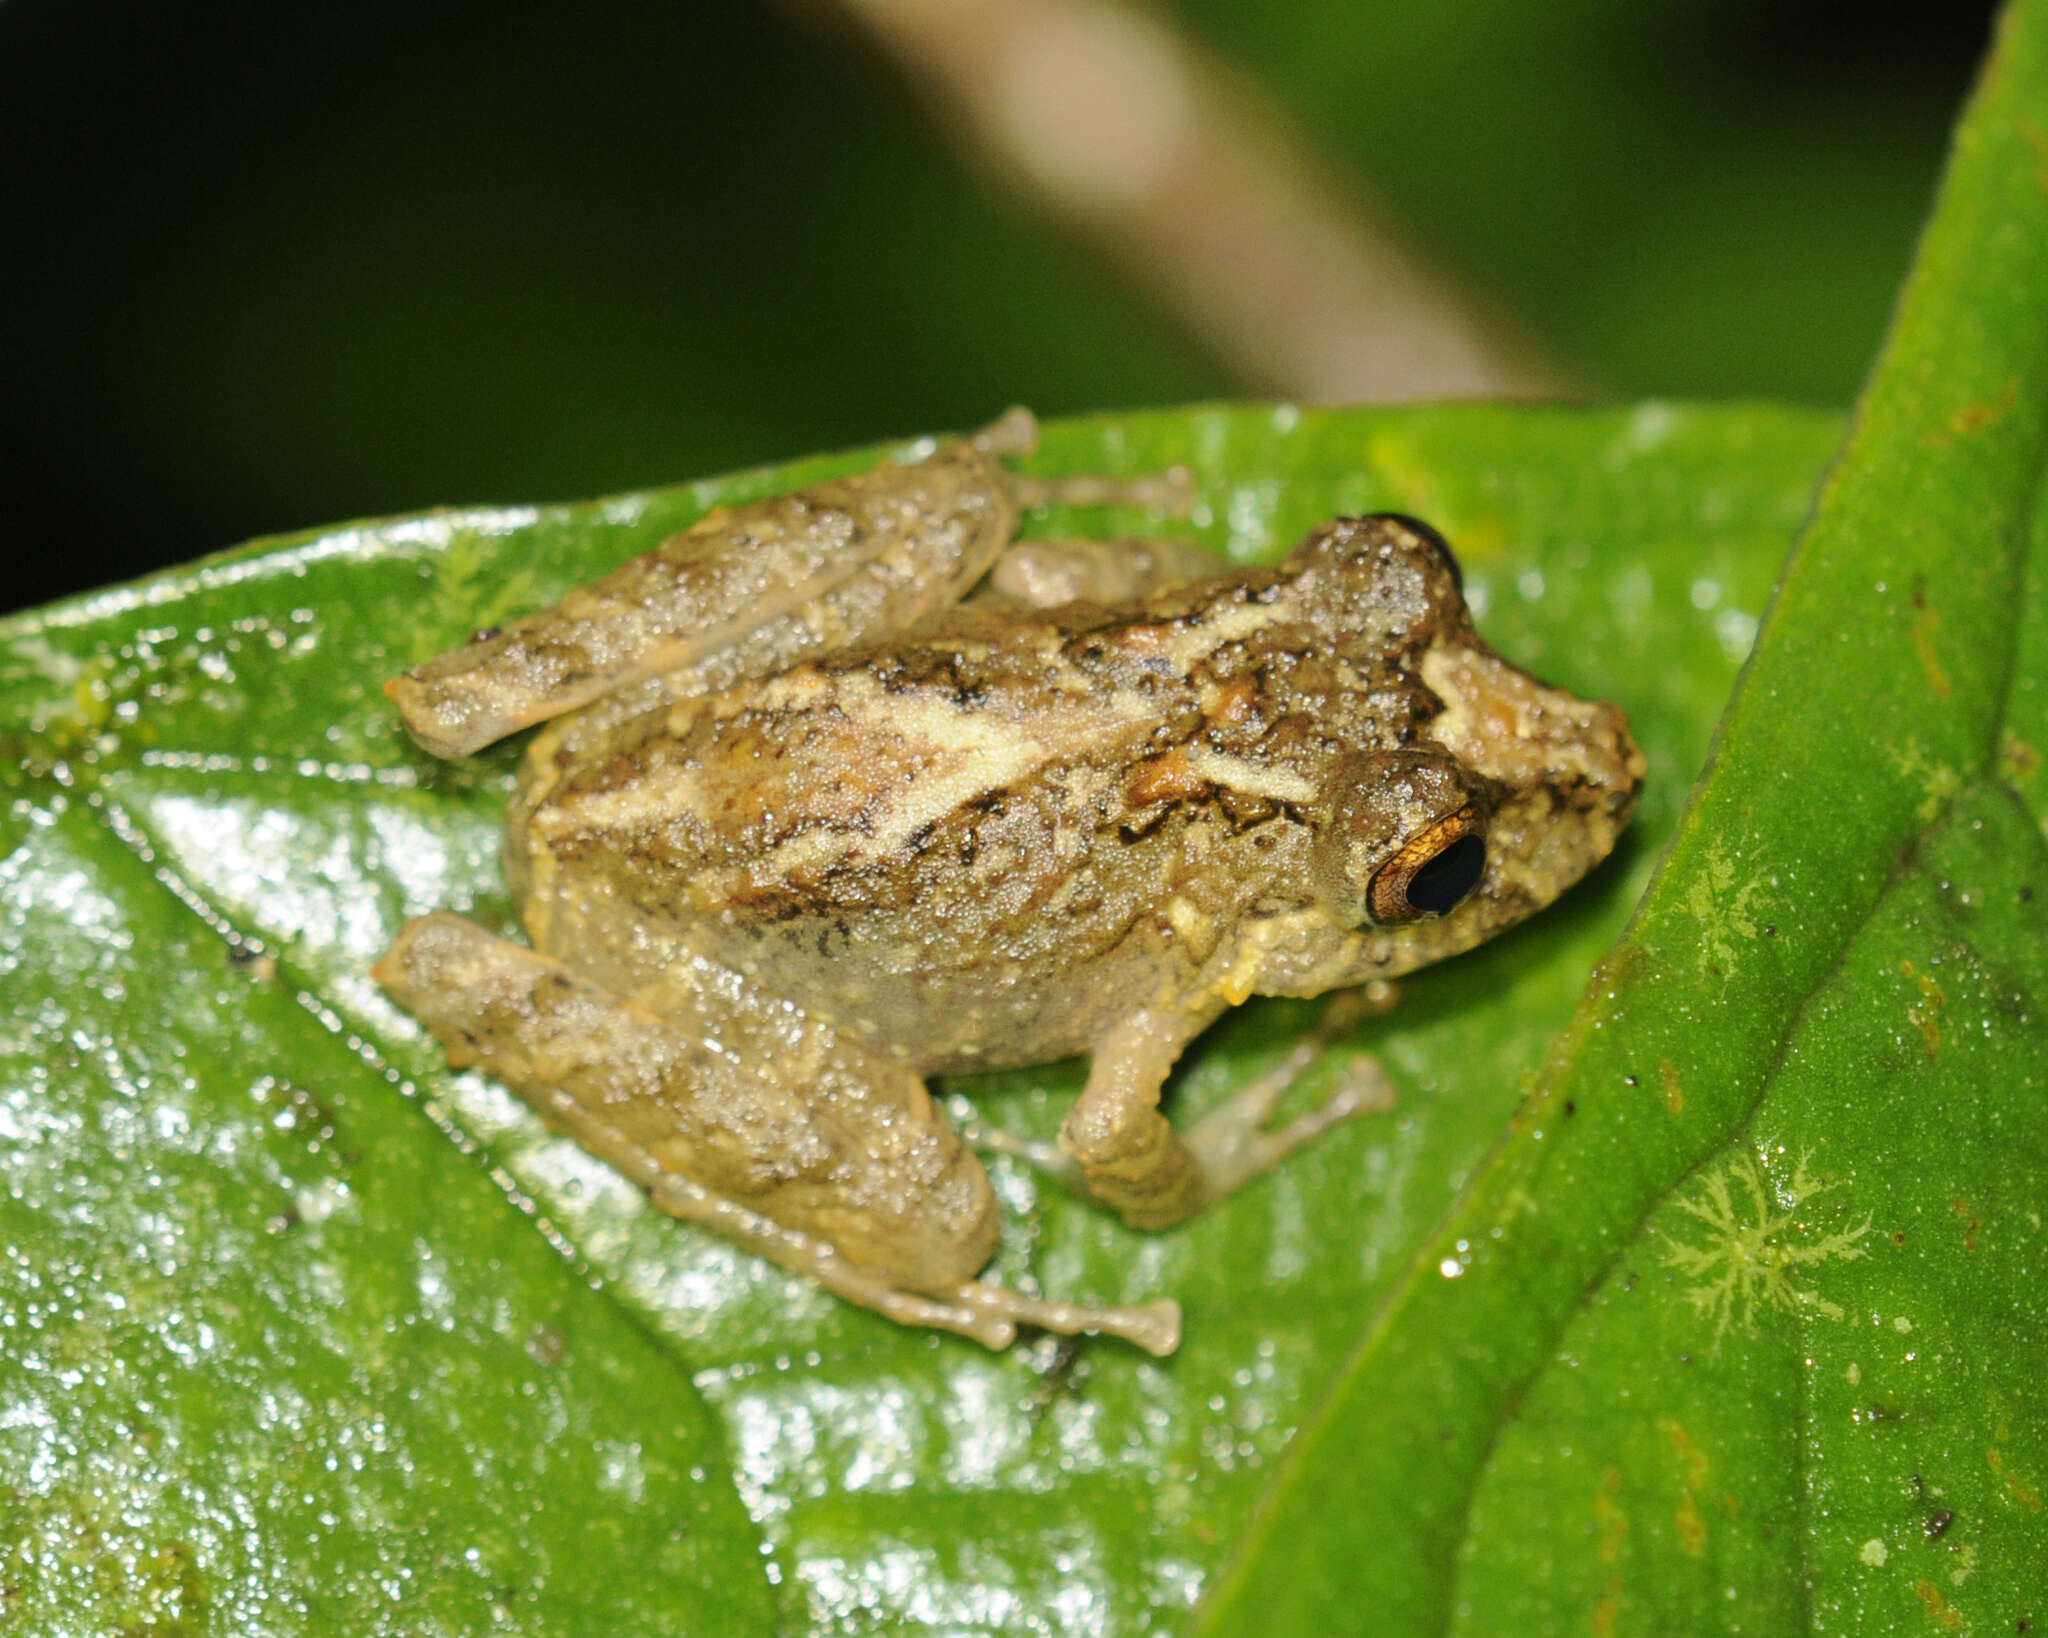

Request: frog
left=373, top=409, right=1645, bottom=1354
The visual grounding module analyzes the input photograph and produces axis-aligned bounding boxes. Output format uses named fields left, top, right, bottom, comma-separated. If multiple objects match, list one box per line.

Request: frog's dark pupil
left=1405, top=834, right=1485, bottom=914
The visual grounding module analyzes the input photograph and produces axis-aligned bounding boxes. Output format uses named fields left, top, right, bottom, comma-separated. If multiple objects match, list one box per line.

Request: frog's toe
left=1185, top=1048, right=1395, bottom=1203
left=962, top=1120, right=1084, bottom=1184
left=955, top=1282, right=1182, bottom=1357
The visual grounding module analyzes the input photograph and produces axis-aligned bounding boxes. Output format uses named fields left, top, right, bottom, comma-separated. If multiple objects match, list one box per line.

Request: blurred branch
left=816, top=0, right=1576, bottom=402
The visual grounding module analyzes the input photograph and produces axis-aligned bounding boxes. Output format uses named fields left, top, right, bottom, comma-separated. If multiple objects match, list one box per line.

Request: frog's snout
left=1419, top=642, right=1643, bottom=813
left=1414, top=638, right=1646, bottom=917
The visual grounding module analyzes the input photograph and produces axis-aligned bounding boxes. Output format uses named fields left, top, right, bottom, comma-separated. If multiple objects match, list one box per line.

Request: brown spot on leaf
left=1594, top=1466, right=1628, bottom=1567
left=1900, top=959, right=1946, bottom=1055
left=1674, top=1492, right=1707, bottom=1558
left=1591, top=943, right=1650, bottom=992
left=1988, top=1445, right=2044, bottom=1511
left=1660, top=1417, right=1710, bottom=1491
left=1956, top=375, right=2019, bottom=436
left=1913, top=1581, right=1964, bottom=1632
left=2024, top=120, right=2048, bottom=198
left=1589, top=1470, right=1629, bottom=1638
left=230, top=943, right=279, bottom=982
left=1659, top=1059, right=1685, bottom=1116
left=1659, top=1417, right=1711, bottom=1557
left=1952, top=1195, right=1981, bottom=1255
left=1909, top=598, right=1954, bottom=703
left=525, top=1323, right=566, bottom=1366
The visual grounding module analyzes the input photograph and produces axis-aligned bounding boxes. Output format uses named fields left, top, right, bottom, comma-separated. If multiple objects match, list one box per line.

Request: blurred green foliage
left=1173, top=0, right=1984, bottom=396
left=0, top=0, right=1988, bottom=610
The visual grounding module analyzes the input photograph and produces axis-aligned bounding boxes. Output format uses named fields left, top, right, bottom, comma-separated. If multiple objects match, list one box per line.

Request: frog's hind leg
left=390, top=428, right=1031, bottom=758
left=970, top=404, right=1040, bottom=456
left=525, top=1115, right=1182, bottom=1357
left=374, top=913, right=1179, bottom=1355
left=390, top=403, right=1194, bottom=759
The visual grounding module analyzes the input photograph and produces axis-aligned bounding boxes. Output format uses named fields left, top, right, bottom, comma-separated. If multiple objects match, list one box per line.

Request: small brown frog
left=375, top=411, right=1643, bottom=1353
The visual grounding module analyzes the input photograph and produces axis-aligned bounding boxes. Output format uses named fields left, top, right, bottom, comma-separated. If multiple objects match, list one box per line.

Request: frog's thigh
left=375, top=914, right=1178, bottom=1353
left=374, top=913, right=993, bottom=1287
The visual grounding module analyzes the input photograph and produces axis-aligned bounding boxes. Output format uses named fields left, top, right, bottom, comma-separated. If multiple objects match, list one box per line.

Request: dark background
left=0, top=0, right=1994, bottom=614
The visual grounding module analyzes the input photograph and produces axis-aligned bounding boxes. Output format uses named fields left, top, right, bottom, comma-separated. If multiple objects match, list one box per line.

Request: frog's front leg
left=1059, top=994, right=1388, bottom=1233
left=1057, top=1004, right=1222, bottom=1230
left=374, top=914, right=1180, bottom=1355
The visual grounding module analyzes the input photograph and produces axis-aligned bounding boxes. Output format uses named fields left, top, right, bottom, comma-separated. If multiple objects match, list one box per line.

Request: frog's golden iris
left=1368, top=807, right=1487, bottom=924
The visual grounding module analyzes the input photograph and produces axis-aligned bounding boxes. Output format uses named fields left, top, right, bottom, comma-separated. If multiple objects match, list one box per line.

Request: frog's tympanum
left=375, top=411, right=1644, bottom=1353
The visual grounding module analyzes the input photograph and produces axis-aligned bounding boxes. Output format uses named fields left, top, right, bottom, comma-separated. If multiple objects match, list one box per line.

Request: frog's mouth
left=1417, top=639, right=1647, bottom=916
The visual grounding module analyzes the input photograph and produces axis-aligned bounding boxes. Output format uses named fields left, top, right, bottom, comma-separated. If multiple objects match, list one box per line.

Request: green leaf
left=1203, top=2, right=2048, bottom=1634
left=2, top=398, right=1839, bottom=1632
left=10, top=27, right=2044, bottom=1638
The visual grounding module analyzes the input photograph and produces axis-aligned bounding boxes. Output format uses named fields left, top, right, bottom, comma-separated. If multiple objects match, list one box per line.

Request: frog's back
left=519, top=519, right=1470, bottom=1065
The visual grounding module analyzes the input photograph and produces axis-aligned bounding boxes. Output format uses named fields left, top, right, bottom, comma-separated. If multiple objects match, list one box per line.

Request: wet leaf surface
left=2, top=398, right=1852, bottom=1633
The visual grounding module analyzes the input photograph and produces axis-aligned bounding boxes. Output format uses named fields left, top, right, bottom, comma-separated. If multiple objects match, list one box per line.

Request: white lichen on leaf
left=1886, top=734, right=1964, bottom=821
left=1, top=634, right=115, bottom=740
left=411, top=531, right=541, bottom=664
left=1681, top=841, right=1767, bottom=978
left=1664, top=1148, right=1872, bottom=1352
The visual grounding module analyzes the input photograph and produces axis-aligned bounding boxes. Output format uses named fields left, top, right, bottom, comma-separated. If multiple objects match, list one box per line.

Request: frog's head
left=1301, top=516, right=1646, bottom=976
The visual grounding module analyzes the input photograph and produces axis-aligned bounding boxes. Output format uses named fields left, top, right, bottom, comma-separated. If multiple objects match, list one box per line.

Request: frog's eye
left=1367, top=807, right=1487, bottom=924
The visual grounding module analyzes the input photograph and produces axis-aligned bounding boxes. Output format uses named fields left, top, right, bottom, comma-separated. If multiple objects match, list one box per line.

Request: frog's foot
left=955, top=1279, right=1181, bottom=1357
left=973, top=404, right=1193, bottom=514
left=972, top=405, right=1041, bottom=456
left=631, top=1166, right=1180, bottom=1357
left=969, top=535, right=1220, bottom=613
left=1184, top=1041, right=1396, bottom=1207
left=1008, top=468, right=1195, bottom=517
left=963, top=1120, right=1083, bottom=1184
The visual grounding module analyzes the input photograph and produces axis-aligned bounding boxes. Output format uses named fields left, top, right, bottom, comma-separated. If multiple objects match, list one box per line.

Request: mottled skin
left=376, top=416, right=1643, bottom=1352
